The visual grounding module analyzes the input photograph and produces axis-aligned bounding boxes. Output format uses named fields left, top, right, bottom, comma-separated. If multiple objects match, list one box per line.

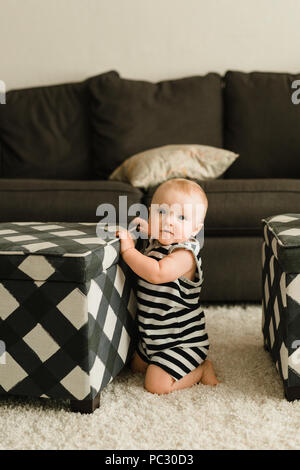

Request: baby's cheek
left=181, top=222, right=191, bottom=236
left=149, top=218, right=160, bottom=235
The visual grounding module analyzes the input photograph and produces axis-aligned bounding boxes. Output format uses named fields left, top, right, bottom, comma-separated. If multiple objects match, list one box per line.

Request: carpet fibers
left=1, top=304, right=300, bottom=450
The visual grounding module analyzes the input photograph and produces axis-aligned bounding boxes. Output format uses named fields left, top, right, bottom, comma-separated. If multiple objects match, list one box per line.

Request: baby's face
left=148, top=186, right=206, bottom=245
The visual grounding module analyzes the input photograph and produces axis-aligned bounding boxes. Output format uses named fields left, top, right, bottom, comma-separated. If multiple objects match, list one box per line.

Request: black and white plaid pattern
left=0, top=222, right=138, bottom=400
left=262, top=214, right=300, bottom=399
left=0, top=222, right=123, bottom=282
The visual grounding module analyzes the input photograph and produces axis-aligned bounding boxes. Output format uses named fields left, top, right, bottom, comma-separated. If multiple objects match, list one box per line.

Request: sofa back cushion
left=88, top=72, right=223, bottom=179
left=0, top=80, right=92, bottom=179
left=0, top=139, right=2, bottom=176
left=224, top=71, right=300, bottom=178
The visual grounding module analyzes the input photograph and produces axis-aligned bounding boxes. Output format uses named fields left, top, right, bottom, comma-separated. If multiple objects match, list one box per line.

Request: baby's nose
left=163, top=212, right=175, bottom=225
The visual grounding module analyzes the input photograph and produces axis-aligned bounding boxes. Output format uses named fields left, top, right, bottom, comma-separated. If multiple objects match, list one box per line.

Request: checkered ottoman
left=262, top=214, right=300, bottom=401
left=0, top=222, right=137, bottom=413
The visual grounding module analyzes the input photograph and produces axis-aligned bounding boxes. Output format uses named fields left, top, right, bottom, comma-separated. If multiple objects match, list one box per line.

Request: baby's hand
left=130, top=217, right=149, bottom=237
left=116, top=228, right=135, bottom=254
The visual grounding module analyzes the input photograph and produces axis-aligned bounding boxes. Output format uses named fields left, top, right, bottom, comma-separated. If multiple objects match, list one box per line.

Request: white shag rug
left=1, top=304, right=300, bottom=450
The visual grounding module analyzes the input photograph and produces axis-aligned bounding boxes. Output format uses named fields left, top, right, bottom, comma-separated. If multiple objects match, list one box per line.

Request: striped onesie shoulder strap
left=167, top=237, right=201, bottom=258
left=142, top=237, right=201, bottom=261
left=167, top=237, right=202, bottom=285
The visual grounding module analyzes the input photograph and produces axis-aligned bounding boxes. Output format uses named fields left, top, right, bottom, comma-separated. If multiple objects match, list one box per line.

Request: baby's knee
left=144, top=364, right=174, bottom=395
left=145, top=378, right=170, bottom=395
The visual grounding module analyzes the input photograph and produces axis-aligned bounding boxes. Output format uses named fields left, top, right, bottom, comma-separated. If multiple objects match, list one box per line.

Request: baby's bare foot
left=200, top=360, right=220, bottom=386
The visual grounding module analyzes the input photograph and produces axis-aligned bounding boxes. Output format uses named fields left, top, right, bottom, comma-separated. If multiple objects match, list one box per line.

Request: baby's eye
left=178, top=215, right=185, bottom=221
left=158, top=208, right=166, bottom=215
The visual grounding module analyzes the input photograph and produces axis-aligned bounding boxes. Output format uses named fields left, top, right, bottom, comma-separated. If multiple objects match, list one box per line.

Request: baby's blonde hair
left=152, top=178, right=208, bottom=219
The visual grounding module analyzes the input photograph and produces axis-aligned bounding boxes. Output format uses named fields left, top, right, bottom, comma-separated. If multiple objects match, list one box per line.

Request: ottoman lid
left=262, top=214, right=300, bottom=272
left=0, top=222, right=125, bottom=282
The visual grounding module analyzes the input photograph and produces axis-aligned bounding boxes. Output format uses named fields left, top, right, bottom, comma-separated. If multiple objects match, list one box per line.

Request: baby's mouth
left=160, top=229, right=173, bottom=236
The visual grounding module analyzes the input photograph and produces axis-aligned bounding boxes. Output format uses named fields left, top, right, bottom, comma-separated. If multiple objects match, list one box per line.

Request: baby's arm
left=116, top=229, right=195, bottom=284
left=124, top=247, right=195, bottom=284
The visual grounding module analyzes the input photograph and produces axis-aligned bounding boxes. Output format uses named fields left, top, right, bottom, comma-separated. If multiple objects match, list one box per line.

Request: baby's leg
left=131, top=350, right=149, bottom=374
left=145, top=360, right=219, bottom=395
left=200, top=360, right=220, bottom=386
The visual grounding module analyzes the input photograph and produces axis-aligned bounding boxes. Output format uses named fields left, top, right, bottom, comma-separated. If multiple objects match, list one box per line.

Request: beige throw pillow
left=109, top=145, right=239, bottom=190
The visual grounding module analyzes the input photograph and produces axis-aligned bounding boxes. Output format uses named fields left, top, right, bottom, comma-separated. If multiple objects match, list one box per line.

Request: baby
left=116, top=178, right=219, bottom=394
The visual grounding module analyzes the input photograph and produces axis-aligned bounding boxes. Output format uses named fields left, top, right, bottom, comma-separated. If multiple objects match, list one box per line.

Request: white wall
left=2, top=0, right=300, bottom=90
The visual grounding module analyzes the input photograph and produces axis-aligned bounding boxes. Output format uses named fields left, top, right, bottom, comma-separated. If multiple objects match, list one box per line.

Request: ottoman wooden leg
left=70, top=392, right=101, bottom=414
left=284, top=386, right=300, bottom=402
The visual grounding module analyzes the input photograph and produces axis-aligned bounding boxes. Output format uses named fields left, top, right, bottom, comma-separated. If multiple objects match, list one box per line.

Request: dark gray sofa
left=1, top=70, right=300, bottom=302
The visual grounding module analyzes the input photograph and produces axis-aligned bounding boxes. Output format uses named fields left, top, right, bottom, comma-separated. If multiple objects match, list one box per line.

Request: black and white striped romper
left=136, top=236, right=209, bottom=381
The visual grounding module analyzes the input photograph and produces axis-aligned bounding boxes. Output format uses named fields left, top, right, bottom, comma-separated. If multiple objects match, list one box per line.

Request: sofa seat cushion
left=0, top=179, right=143, bottom=223
left=88, top=71, right=224, bottom=179
left=143, top=179, right=300, bottom=235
